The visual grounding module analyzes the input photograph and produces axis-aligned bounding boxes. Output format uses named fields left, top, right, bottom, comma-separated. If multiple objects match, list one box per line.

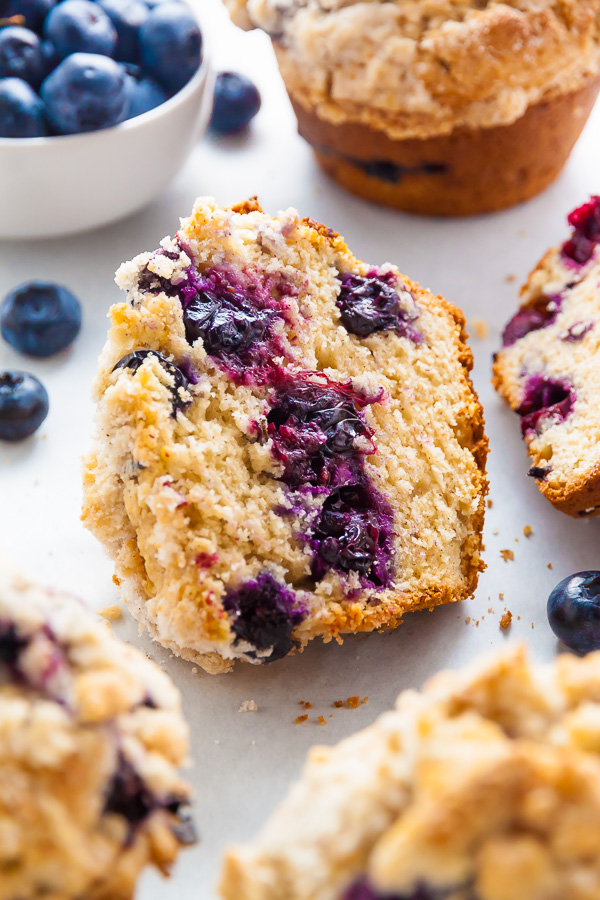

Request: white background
left=1, top=1, right=600, bottom=896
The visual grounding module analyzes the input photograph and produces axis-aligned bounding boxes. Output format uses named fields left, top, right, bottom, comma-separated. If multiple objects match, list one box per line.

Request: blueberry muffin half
left=226, top=0, right=600, bottom=216
left=220, top=645, right=600, bottom=900
left=494, top=196, right=600, bottom=517
left=83, top=197, right=487, bottom=674
left=0, top=567, right=195, bottom=900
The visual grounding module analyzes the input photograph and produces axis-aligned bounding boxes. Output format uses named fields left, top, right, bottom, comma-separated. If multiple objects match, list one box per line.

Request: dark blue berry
left=501, top=297, right=561, bottom=347
left=563, top=197, right=600, bottom=266
left=0, top=27, right=45, bottom=88
left=267, top=380, right=372, bottom=488
left=313, top=485, right=379, bottom=579
left=122, top=63, right=167, bottom=118
left=138, top=2, right=202, bottom=94
left=113, top=349, right=191, bottom=414
left=209, top=71, right=261, bottom=135
left=337, top=273, right=421, bottom=341
left=4, top=0, right=56, bottom=31
left=0, top=77, right=45, bottom=137
left=41, top=52, right=129, bottom=134
left=43, top=0, right=117, bottom=61
left=104, top=752, right=155, bottom=824
left=1, top=281, right=82, bottom=358
left=182, top=270, right=273, bottom=364
left=0, top=371, right=49, bottom=441
left=516, top=375, right=574, bottom=437
left=96, top=0, right=148, bottom=63
left=222, top=573, right=306, bottom=662
left=0, top=621, right=27, bottom=667
left=548, top=571, right=600, bottom=653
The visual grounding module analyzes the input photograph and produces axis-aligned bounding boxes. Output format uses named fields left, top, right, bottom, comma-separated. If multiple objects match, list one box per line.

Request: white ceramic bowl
left=0, top=19, right=213, bottom=240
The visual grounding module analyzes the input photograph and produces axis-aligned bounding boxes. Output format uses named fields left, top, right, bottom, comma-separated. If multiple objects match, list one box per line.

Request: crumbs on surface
left=333, top=696, right=368, bottom=709
left=238, top=700, right=258, bottom=713
left=317, top=716, right=327, bottom=726
left=500, top=549, right=514, bottom=562
left=487, top=499, right=493, bottom=508
left=112, top=574, right=121, bottom=587
left=298, top=700, right=313, bottom=710
left=548, top=563, right=553, bottom=569
left=499, top=610, right=513, bottom=629
left=471, top=318, right=488, bottom=340
left=506, top=273, right=516, bottom=283
left=98, top=604, right=122, bottom=621
left=295, top=714, right=308, bottom=725
left=523, top=525, right=533, bottom=538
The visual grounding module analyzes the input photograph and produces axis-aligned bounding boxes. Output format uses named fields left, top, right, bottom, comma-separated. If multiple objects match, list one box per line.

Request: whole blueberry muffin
left=82, top=197, right=487, bottom=674
left=220, top=645, right=600, bottom=900
left=0, top=567, right=196, bottom=900
left=226, top=0, right=600, bottom=216
left=494, top=197, right=600, bottom=518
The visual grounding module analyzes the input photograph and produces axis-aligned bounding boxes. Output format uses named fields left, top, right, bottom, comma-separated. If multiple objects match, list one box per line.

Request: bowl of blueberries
left=0, top=0, right=212, bottom=238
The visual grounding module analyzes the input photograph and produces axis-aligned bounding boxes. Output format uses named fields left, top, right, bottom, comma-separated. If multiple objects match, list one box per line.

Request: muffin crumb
left=239, top=700, right=258, bottom=713
left=499, top=610, right=513, bottom=629
left=98, top=604, right=122, bottom=621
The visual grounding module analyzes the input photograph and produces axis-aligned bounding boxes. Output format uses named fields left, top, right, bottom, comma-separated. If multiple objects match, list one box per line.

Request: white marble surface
left=2, top=2, right=600, bottom=896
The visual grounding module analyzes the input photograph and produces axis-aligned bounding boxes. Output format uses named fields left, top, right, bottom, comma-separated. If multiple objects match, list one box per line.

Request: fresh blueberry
left=209, top=71, right=261, bottom=135
left=96, top=0, right=148, bottom=63
left=0, top=27, right=45, bottom=88
left=516, top=375, right=574, bottom=437
left=44, top=0, right=117, bottom=61
left=0, top=371, right=49, bottom=441
left=548, top=571, right=600, bottom=653
left=0, top=621, right=28, bottom=668
left=337, top=272, right=421, bottom=341
left=222, top=573, right=306, bottom=663
left=122, top=63, right=167, bottom=118
left=113, top=349, right=191, bottom=414
left=104, top=752, right=155, bottom=824
left=4, top=0, right=56, bottom=31
left=0, top=77, right=45, bottom=137
left=1, top=282, right=82, bottom=358
left=138, top=2, right=202, bottom=94
left=41, top=52, right=129, bottom=134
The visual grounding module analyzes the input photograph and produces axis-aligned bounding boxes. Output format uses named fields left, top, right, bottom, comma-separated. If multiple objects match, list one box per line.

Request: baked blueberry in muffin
left=220, top=645, right=600, bottom=900
left=0, top=567, right=195, bottom=900
left=83, top=197, right=487, bottom=673
left=494, top=196, right=600, bottom=517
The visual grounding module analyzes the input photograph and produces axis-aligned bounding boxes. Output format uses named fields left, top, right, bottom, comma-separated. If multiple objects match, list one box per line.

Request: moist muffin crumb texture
left=83, top=197, right=487, bottom=673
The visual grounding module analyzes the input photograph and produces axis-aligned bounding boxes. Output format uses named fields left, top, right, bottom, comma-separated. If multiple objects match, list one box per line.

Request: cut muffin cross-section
left=494, top=196, right=600, bottom=517
left=83, top=197, right=487, bottom=674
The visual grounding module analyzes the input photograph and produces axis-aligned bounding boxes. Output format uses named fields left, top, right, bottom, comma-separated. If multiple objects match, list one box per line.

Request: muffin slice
left=220, top=645, right=600, bottom=900
left=494, top=197, right=600, bottom=517
left=83, top=197, right=487, bottom=674
left=0, top=567, right=195, bottom=900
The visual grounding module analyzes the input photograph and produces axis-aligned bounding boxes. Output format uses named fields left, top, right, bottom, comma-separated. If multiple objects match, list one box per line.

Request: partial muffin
left=226, top=0, right=600, bottom=216
left=494, top=196, right=600, bottom=518
left=0, top=567, right=196, bottom=900
left=82, top=197, right=487, bottom=674
left=220, top=645, right=600, bottom=900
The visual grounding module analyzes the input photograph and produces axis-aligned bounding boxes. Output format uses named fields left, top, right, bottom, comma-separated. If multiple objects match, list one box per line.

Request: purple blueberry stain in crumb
left=561, top=321, right=594, bottom=342
left=311, top=481, right=395, bottom=589
left=501, top=295, right=561, bottom=347
left=343, top=878, right=448, bottom=899
left=113, top=349, right=192, bottom=415
left=266, top=377, right=375, bottom=489
left=337, top=271, right=422, bottom=342
left=516, top=375, right=575, bottom=437
left=562, top=196, right=600, bottom=266
left=222, top=572, right=307, bottom=663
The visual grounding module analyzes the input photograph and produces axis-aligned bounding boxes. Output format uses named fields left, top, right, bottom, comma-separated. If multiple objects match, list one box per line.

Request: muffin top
left=227, top=0, right=600, bottom=139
